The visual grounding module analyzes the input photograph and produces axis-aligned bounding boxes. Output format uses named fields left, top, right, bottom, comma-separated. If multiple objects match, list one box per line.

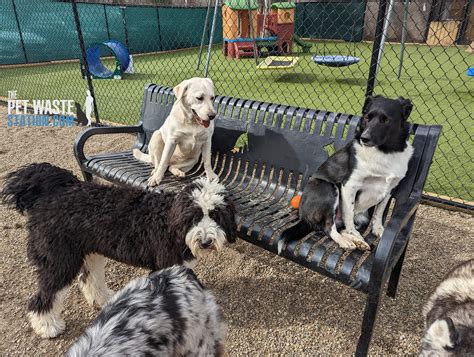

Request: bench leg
left=81, top=170, right=93, bottom=182
left=356, top=291, right=381, bottom=357
left=386, top=214, right=415, bottom=299
left=386, top=246, right=407, bottom=299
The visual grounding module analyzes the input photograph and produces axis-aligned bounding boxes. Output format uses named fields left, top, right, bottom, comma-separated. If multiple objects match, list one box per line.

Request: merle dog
left=420, top=259, right=473, bottom=356
left=67, top=266, right=227, bottom=357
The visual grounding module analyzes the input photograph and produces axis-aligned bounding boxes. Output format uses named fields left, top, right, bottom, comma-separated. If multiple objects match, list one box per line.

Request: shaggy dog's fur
left=1, top=163, right=236, bottom=339
left=67, top=266, right=226, bottom=357
left=420, top=259, right=473, bottom=356
left=280, top=96, right=414, bottom=252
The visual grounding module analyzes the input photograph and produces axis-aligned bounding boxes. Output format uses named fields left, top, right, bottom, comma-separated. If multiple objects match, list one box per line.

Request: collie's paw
left=341, top=230, right=370, bottom=251
left=371, top=224, right=384, bottom=238
left=353, top=238, right=371, bottom=251
left=169, top=167, right=186, bottom=178
left=335, top=236, right=357, bottom=251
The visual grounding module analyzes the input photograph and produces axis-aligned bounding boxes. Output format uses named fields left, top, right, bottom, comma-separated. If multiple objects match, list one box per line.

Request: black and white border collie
left=67, top=265, right=227, bottom=357
left=280, top=96, right=414, bottom=252
left=1, top=163, right=236, bottom=338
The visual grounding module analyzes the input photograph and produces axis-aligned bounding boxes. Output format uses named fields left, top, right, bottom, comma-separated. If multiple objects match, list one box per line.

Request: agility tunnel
left=85, top=40, right=130, bottom=79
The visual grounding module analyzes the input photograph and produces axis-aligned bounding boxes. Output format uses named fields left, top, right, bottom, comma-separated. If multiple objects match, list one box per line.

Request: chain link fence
left=0, top=0, right=472, bottom=209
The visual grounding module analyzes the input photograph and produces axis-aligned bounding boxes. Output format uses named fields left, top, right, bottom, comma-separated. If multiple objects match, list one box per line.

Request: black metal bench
left=74, top=83, right=441, bottom=356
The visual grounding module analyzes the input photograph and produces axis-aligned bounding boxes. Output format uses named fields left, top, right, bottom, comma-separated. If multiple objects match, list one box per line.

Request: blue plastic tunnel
left=86, top=40, right=130, bottom=78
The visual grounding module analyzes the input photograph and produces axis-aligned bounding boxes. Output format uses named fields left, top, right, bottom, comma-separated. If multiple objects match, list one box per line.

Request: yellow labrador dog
left=133, top=78, right=218, bottom=187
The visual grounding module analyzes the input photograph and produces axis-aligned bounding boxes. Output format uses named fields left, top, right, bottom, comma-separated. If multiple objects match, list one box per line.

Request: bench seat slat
left=80, top=150, right=383, bottom=293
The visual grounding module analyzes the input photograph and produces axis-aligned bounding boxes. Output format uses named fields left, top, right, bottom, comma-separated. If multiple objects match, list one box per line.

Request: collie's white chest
left=349, top=142, right=414, bottom=212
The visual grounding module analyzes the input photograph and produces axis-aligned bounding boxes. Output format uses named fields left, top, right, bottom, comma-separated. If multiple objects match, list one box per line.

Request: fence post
left=204, top=0, right=220, bottom=77
left=397, top=0, right=409, bottom=79
left=423, top=0, right=437, bottom=42
left=120, top=6, right=130, bottom=48
left=301, top=3, right=307, bottom=37
left=103, top=4, right=111, bottom=41
left=72, top=0, right=100, bottom=124
left=11, top=0, right=28, bottom=63
left=365, top=0, right=389, bottom=98
left=456, top=0, right=473, bottom=45
left=196, top=0, right=211, bottom=70
left=156, top=7, right=163, bottom=51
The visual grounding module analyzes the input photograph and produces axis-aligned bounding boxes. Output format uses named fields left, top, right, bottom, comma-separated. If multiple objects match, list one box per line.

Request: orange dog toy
left=290, top=195, right=301, bottom=209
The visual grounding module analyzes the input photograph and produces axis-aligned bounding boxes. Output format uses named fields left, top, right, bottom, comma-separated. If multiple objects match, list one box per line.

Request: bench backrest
left=136, top=84, right=359, bottom=177
left=135, top=83, right=441, bottom=201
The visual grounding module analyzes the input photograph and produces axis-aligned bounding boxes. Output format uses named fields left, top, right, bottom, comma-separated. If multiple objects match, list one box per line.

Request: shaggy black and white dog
left=66, top=265, right=227, bottom=357
left=420, top=259, right=473, bottom=356
left=1, top=163, right=236, bottom=339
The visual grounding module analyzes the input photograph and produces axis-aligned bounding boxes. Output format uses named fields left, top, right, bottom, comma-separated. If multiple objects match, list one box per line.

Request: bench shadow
left=334, top=77, right=367, bottom=86
left=274, top=73, right=317, bottom=84
left=209, top=272, right=365, bottom=330
left=122, top=73, right=152, bottom=81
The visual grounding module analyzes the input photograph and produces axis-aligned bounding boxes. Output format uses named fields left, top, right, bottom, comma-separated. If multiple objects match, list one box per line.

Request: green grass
left=1, top=41, right=472, bottom=201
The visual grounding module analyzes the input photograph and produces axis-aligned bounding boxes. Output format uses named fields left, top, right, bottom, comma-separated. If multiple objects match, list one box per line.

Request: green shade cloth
left=223, top=0, right=258, bottom=10
left=271, top=2, right=295, bottom=9
left=295, top=1, right=365, bottom=42
left=0, top=0, right=223, bottom=64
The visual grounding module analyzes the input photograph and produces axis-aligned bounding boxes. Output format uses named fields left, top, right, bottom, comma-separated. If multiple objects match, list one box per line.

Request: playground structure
left=196, top=0, right=305, bottom=72
left=258, top=2, right=296, bottom=54
left=222, top=0, right=299, bottom=59
left=81, top=40, right=131, bottom=80
left=222, top=0, right=258, bottom=58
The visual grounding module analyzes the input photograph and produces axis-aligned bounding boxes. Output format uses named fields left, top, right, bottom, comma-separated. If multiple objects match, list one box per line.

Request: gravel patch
left=1, top=105, right=472, bottom=356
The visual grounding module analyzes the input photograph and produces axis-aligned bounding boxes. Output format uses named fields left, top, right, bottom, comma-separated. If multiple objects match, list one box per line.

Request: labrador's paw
left=170, top=167, right=186, bottom=178
left=147, top=174, right=162, bottom=187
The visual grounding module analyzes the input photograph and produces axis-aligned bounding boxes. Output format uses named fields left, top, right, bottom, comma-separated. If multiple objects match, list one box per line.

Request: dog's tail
left=132, top=148, right=152, bottom=164
left=1, top=163, right=80, bottom=214
left=278, top=220, right=312, bottom=255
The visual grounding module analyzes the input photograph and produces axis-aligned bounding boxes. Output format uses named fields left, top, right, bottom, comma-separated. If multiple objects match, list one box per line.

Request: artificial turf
left=0, top=41, right=472, bottom=201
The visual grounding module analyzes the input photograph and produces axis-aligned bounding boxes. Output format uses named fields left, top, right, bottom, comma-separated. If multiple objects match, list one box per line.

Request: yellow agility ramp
left=256, top=56, right=299, bottom=70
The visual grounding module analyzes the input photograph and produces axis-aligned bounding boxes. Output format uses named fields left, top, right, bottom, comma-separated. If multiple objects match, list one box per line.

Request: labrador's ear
left=173, top=80, right=189, bottom=101
left=397, top=97, right=413, bottom=120
left=204, top=77, right=214, bottom=86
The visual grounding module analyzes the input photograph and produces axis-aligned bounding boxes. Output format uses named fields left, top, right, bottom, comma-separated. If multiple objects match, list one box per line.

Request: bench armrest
left=368, top=196, right=419, bottom=295
left=366, top=125, right=441, bottom=297
left=74, top=125, right=143, bottom=164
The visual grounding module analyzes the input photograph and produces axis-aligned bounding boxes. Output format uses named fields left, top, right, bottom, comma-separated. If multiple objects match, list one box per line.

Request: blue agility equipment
left=312, top=55, right=360, bottom=67
left=85, top=40, right=130, bottom=79
left=467, top=68, right=474, bottom=77
left=312, top=13, right=361, bottom=68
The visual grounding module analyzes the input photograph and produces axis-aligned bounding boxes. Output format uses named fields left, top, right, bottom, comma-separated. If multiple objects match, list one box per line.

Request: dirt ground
left=0, top=105, right=472, bottom=356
